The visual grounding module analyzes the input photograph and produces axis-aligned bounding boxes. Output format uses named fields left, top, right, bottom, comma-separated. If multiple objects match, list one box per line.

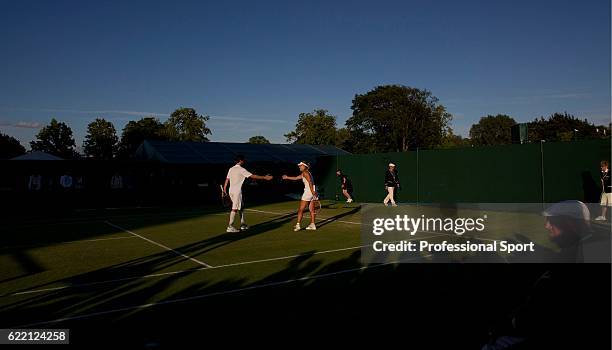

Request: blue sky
left=1, top=0, right=610, bottom=148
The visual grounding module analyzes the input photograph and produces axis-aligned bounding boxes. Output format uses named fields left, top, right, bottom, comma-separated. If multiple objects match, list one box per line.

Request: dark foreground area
left=34, top=263, right=610, bottom=349
left=1, top=203, right=610, bottom=348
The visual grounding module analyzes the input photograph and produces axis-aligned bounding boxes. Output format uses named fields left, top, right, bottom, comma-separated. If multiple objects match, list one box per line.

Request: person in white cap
left=383, top=163, right=400, bottom=206
left=282, top=161, right=318, bottom=231
left=542, top=200, right=591, bottom=261
left=223, top=154, right=273, bottom=233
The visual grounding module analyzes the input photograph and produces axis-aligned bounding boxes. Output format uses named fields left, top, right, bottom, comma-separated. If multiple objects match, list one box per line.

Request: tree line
left=1, top=84, right=609, bottom=159
left=284, top=85, right=610, bottom=153
left=1, top=107, right=215, bottom=159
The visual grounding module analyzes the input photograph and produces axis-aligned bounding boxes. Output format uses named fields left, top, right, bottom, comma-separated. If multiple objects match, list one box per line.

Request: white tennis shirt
left=226, top=164, right=253, bottom=194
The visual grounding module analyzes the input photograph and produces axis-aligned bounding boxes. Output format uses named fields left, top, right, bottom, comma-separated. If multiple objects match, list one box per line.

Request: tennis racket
left=312, top=197, right=322, bottom=215
left=220, top=185, right=232, bottom=208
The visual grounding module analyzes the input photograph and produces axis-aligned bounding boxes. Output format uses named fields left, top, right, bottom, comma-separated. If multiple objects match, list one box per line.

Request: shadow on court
left=0, top=205, right=610, bottom=348
left=0, top=251, right=45, bottom=285
left=316, top=206, right=361, bottom=229
left=1, top=251, right=609, bottom=348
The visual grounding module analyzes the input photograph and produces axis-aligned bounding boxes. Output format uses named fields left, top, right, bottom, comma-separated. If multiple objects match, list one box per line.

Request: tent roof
left=11, top=151, right=64, bottom=161
left=135, top=140, right=350, bottom=164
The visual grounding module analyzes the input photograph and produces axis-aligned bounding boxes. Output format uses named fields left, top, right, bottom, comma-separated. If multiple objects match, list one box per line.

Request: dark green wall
left=315, top=139, right=611, bottom=203
left=541, top=139, right=611, bottom=202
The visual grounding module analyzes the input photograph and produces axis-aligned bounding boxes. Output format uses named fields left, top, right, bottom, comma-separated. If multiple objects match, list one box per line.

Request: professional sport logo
left=360, top=203, right=611, bottom=264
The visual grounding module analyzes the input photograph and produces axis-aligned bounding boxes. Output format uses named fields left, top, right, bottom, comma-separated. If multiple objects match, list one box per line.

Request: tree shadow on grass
left=0, top=202, right=359, bottom=302
left=0, top=251, right=45, bottom=285
left=0, top=204, right=609, bottom=348
left=315, top=206, right=361, bottom=229
left=0, top=200, right=364, bottom=308
left=0, top=243, right=609, bottom=348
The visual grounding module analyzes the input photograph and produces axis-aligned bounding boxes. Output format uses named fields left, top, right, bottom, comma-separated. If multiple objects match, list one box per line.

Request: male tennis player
left=223, top=155, right=273, bottom=233
left=336, top=169, right=353, bottom=203
left=282, top=161, right=318, bottom=231
left=595, top=160, right=611, bottom=221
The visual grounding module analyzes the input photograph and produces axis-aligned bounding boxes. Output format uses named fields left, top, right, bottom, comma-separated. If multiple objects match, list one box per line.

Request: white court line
left=104, top=221, right=212, bottom=268
left=246, top=208, right=362, bottom=225
left=1, top=209, right=494, bottom=251
left=3, top=203, right=349, bottom=229
left=0, top=236, right=137, bottom=251
left=5, top=234, right=441, bottom=297
left=6, top=269, right=203, bottom=297
left=210, top=234, right=441, bottom=270
left=3, top=208, right=494, bottom=297
left=14, top=255, right=431, bottom=328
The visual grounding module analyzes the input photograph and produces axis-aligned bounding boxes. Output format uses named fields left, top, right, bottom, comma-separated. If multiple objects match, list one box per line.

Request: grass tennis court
left=1, top=201, right=410, bottom=338
left=0, top=201, right=608, bottom=347
left=0, top=203, right=359, bottom=302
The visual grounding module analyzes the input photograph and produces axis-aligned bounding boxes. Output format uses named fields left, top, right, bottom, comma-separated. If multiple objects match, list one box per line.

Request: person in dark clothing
left=595, top=160, right=611, bottom=221
left=483, top=201, right=602, bottom=350
left=542, top=200, right=592, bottom=262
left=383, top=163, right=400, bottom=206
left=336, top=169, right=353, bottom=203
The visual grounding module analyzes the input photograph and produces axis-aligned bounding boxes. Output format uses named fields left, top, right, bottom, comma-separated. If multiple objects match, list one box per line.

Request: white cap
left=297, top=161, right=309, bottom=168
left=389, top=163, right=396, bottom=167
left=542, top=200, right=590, bottom=221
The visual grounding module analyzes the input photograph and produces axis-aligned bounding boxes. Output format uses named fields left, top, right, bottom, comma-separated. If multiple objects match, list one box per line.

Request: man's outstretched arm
left=250, top=174, right=273, bottom=181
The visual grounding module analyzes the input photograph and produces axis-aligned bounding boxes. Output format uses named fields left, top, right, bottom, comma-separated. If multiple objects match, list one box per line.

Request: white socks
left=229, top=210, right=246, bottom=227
left=228, top=211, right=236, bottom=226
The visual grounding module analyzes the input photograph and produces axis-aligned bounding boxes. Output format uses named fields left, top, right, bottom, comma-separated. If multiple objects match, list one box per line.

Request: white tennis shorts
left=601, top=192, right=612, bottom=207
left=229, top=191, right=243, bottom=210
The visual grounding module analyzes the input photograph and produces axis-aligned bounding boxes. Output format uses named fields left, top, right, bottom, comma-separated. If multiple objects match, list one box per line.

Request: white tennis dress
left=301, top=173, right=316, bottom=201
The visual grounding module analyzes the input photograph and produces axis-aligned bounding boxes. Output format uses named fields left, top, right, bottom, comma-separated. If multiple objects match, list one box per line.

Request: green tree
left=0, top=132, right=26, bottom=159
left=248, top=135, right=270, bottom=144
left=334, top=127, right=374, bottom=153
left=528, top=112, right=608, bottom=142
left=438, top=129, right=471, bottom=149
left=285, top=109, right=338, bottom=145
left=346, top=85, right=452, bottom=152
left=118, top=117, right=166, bottom=158
left=164, top=107, right=211, bottom=142
left=30, top=118, right=78, bottom=158
left=469, top=114, right=517, bottom=146
left=334, top=127, right=351, bottom=150
left=83, top=118, right=118, bottom=159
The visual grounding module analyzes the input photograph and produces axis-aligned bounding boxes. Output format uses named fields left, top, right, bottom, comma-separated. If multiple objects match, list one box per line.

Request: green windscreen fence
left=316, top=139, right=610, bottom=203
left=541, top=139, right=611, bottom=203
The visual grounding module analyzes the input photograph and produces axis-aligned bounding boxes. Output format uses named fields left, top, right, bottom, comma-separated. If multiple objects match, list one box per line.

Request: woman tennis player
left=282, top=161, right=318, bottom=231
